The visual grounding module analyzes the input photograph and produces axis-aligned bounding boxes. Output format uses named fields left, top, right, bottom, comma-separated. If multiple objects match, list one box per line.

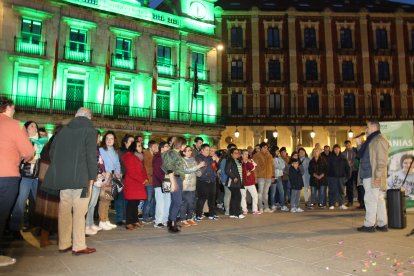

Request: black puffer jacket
left=327, top=153, right=350, bottom=178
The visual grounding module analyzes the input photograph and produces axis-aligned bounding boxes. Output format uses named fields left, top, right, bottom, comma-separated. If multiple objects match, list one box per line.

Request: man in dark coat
left=43, top=107, right=97, bottom=255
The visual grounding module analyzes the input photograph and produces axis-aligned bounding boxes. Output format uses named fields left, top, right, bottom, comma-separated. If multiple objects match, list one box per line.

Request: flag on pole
left=152, top=48, right=158, bottom=94
left=104, top=43, right=110, bottom=90
left=52, top=37, right=58, bottom=81
left=193, top=55, right=199, bottom=98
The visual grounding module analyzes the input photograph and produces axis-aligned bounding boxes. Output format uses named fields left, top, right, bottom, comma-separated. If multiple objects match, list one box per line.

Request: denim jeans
left=169, top=176, right=183, bottom=221
left=328, top=177, right=345, bottom=207
left=310, top=186, right=326, bottom=205
left=114, top=190, right=126, bottom=223
left=270, top=183, right=277, bottom=207
left=257, top=178, right=272, bottom=210
left=274, top=177, right=286, bottom=206
left=142, top=185, right=155, bottom=221
left=154, top=187, right=171, bottom=224
left=345, top=171, right=358, bottom=204
left=282, top=179, right=291, bottom=203
left=291, top=189, right=301, bottom=209
left=9, top=177, right=38, bottom=231
left=181, top=191, right=195, bottom=220
left=0, top=177, right=19, bottom=252
left=224, top=186, right=231, bottom=215
left=86, top=185, right=100, bottom=227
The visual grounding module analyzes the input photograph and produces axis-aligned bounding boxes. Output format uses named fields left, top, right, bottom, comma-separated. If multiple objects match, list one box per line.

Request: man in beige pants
left=356, top=119, right=389, bottom=232
left=43, top=108, right=97, bottom=255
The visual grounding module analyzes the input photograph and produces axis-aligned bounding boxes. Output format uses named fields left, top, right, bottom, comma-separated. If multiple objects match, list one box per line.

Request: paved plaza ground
left=1, top=208, right=413, bottom=276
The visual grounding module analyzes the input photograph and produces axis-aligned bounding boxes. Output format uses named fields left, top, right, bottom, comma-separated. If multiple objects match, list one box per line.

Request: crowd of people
left=0, top=95, right=389, bottom=266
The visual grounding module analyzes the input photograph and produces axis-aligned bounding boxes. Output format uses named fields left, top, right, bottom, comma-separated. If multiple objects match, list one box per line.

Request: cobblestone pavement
left=1, top=208, right=413, bottom=276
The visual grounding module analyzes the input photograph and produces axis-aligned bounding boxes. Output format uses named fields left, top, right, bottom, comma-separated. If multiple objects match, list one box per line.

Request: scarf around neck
left=357, top=130, right=381, bottom=159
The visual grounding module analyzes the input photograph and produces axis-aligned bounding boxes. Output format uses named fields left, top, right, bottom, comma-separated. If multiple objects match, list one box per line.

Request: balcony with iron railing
left=3, top=94, right=223, bottom=126
left=63, top=45, right=92, bottom=63
left=157, top=61, right=177, bottom=78
left=14, top=36, right=46, bottom=56
left=111, top=54, right=137, bottom=71
left=188, top=66, right=210, bottom=82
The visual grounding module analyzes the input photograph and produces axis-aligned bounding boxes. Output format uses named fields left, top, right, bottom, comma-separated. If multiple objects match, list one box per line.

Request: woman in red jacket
left=122, top=141, right=148, bottom=230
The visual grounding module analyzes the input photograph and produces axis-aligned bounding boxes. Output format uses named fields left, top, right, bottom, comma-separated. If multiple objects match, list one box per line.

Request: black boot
left=167, top=220, right=173, bottom=232
left=169, top=221, right=180, bottom=233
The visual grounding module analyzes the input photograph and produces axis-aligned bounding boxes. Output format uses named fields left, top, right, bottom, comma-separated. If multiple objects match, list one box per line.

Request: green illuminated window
left=116, top=38, right=131, bottom=59
left=16, top=72, right=38, bottom=107
left=191, top=52, right=208, bottom=81
left=16, top=19, right=44, bottom=55
left=112, top=37, right=135, bottom=70
left=65, top=28, right=90, bottom=62
left=66, top=78, right=85, bottom=111
left=113, top=84, right=130, bottom=116
left=192, top=95, right=204, bottom=122
left=21, top=19, right=41, bottom=44
left=157, top=45, right=174, bottom=76
left=155, top=90, right=170, bottom=119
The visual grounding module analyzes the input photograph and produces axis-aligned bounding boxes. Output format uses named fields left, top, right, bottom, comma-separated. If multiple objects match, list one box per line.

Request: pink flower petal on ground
left=397, top=273, right=404, bottom=276
left=338, top=240, right=344, bottom=245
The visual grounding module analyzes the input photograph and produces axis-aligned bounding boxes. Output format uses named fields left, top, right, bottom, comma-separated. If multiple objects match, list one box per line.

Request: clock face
left=190, top=1, right=206, bottom=19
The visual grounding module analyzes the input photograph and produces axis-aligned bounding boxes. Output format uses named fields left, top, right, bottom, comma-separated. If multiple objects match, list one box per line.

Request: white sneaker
left=85, top=226, right=98, bottom=235
left=106, top=221, right=117, bottom=228
left=281, top=206, right=290, bottom=212
left=329, top=206, right=335, bottom=210
left=91, top=224, right=102, bottom=231
left=229, top=215, right=238, bottom=219
left=264, top=208, right=274, bottom=213
left=271, top=206, right=277, bottom=211
left=99, top=221, right=113, bottom=231
left=290, top=208, right=297, bottom=213
left=0, top=255, right=16, bottom=267
left=238, top=214, right=246, bottom=219
left=339, top=205, right=348, bottom=210
left=296, top=208, right=304, bottom=213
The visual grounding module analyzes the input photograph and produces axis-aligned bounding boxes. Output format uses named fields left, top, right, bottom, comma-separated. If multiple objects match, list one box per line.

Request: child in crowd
left=289, top=158, right=304, bottom=213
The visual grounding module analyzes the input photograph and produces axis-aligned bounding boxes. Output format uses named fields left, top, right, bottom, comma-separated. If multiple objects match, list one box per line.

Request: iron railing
left=14, top=36, right=46, bottom=56
left=111, top=54, right=137, bottom=71
left=63, top=46, right=92, bottom=63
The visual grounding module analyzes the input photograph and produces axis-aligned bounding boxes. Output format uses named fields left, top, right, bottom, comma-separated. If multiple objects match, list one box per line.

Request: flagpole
left=101, top=38, right=110, bottom=117
left=50, top=79, right=55, bottom=114
left=189, top=55, right=198, bottom=126
left=150, top=46, right=157, bottom=122
left=189, top=89, right=194, bottom=127
left=149, top=91, right=154, bottom=122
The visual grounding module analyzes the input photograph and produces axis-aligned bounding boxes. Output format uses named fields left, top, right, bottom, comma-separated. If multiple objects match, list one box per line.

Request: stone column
left=252, top=126, right=262, bottom=146
left=288, top=15, right=298, bottom=115
left=326, top=126, right=337, bottom=148
left=289, top=126, right=300, bottom=151
left=251, top=8, right=260, bottom=114
left=324, top=15, right=335, bottom=115
left=396, top=17, right=408, bottom=115
left=360, top=15, right=372, bottom=115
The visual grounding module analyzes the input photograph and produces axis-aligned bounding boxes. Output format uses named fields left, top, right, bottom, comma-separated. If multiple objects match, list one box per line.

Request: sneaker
left=271, top=206, right=277, bottom=211
left=237, top=214, right=246, bottom=219
left=339, top=205, right=348, bottom=210
left=106, top=221, right=117, bottom=228
left=329, top=206, right=335, bottom=210
left=290, top=208, right=297, bottom=213
left=319, top=204, right=326, bottom=209
left=187, top=219, right=198, bottom=226
left=275, top=203, right=281, bottom=209
left=153, top=223, right=164, bottom=229
left=195, top=216, right=203, bottom=222
left=375, top=225, right=388, bottom=232
left=99, top=221, right=113, bottom=231
left=85, top=227, right=98, bottom=236
left=308, top=204, right=314, bottom=209
left=296, top=208, right=304, bottom=213
left=91, top=224, right=102, bottom=231
left=252, top=211, right=262, bottom=215
left=229, top=215, right=238, bottom=219
left=0, top=255, right=16, bottom=267
left=208, top=216, right=219, bottom=220
left=357, top=226, right=376, bottom=232
left=280, top=206, right=290, bottom=212
left=264, top=208, right=274, bottom=213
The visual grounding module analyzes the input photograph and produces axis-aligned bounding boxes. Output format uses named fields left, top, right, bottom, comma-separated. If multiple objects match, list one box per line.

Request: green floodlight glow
left=15, top=39, right=45, bottom=56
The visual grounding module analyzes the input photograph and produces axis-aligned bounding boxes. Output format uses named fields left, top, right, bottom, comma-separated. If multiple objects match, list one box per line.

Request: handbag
left=20, top=159, right=40, bottom=179
left=162, top=172, right=177, bottom=193
left=111, top=173, right=124, bottom=200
